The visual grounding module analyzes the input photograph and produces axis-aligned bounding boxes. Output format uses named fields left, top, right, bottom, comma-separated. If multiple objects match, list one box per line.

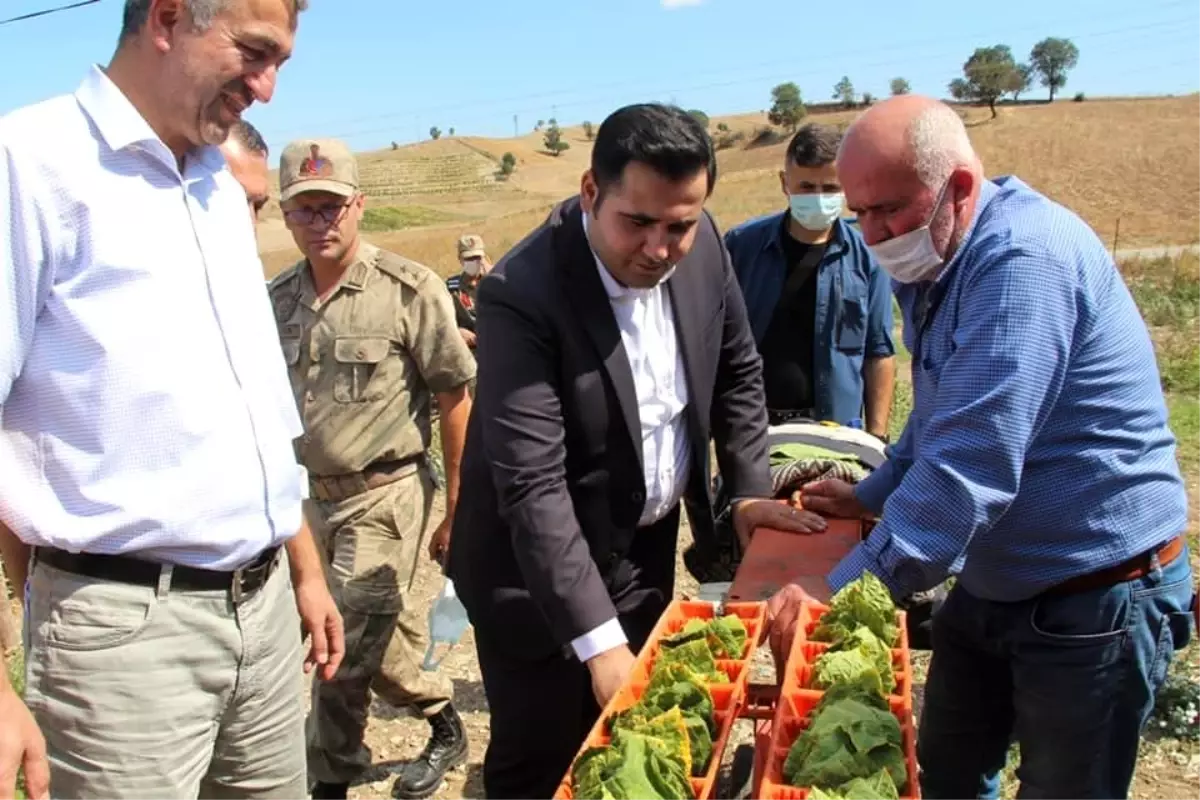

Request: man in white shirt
left=0, top=2, right=342, bottom=798
left=445, top=102, right=827, bottom=799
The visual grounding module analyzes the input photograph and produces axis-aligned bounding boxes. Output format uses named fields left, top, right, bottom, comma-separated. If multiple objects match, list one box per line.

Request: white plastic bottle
left=422, top=577, right=470, bottom=671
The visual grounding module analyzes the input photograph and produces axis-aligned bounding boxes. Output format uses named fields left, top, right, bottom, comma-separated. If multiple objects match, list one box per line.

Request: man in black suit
left=445, top=103, right=826, bottom=799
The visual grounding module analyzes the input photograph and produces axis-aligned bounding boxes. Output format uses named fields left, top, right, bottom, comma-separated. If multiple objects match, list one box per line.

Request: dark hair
left=591, top=103, right=716, bottom=199
left=229, top=119, right=269, bottom=157
left=786, top=123, right=842, bottom=168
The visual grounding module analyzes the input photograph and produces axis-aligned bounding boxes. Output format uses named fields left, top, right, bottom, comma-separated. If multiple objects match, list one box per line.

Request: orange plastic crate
left=759, top=600, right=920, bottom=800
left=554, top=600, right=767, bottom=800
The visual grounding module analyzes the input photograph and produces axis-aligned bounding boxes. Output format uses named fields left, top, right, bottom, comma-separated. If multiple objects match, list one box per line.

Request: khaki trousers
left=305, top=468, right=454, bottom=784
left=22, top=550, right=306, bottom=799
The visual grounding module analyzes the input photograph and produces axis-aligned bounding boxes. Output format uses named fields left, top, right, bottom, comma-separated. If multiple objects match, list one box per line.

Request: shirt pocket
left=280, top=336, right=301, bottom=366
left=333, top=336, right=392, bottom=403
left=835, top=295, right=868, bottom=353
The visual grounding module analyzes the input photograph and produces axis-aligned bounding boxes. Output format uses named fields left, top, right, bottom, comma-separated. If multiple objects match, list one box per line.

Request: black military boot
left=392, top=704, right=469, bottom=799
left=310, top=781, right=349, bottom=799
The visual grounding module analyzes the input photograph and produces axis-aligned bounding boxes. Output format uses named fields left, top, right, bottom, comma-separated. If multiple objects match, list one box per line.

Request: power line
left=0, top=0, right=101, bottom=27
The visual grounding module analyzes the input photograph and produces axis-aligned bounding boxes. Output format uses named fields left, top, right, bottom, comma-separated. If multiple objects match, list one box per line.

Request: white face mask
left=462, top=259, right=482, bottom=277
left=788, top=192, right=844, bottom=231
left=870, top=180, right=953, bottom=284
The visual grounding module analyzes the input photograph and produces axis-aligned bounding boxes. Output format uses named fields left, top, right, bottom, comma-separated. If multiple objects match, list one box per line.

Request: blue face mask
left=788, top=192, right=844, bottom=231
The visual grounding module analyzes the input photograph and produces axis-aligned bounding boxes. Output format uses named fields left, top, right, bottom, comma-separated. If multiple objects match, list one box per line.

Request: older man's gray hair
left=120, top=0, right=309, bottom=39
left=907, top=103, right=976, bottom=190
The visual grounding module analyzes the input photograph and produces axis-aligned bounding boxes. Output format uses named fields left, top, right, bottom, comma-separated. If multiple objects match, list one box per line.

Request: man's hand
left=764, top=583, right=820, bottom=678
left=458, top=328, right=477, bottom=348
left=799, top=479, right=872, bottom=520
left=586, top=644, right=636, bottom=710
left=731, top=498, right=826, bottom=550
left=0, top=684, right=49, bottom=800
left=293, top=578, right=344, bottom=681
left=427, top=516, right=452, bottom=563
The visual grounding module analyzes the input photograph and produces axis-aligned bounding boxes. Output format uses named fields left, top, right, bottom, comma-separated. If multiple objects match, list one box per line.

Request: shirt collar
left=74, top=64, right=222, bottom=174
left=581, top=211, right=676, bottom=301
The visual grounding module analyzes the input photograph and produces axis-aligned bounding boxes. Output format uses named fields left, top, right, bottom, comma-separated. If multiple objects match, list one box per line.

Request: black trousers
left=476, top=506, right=681, bottom=799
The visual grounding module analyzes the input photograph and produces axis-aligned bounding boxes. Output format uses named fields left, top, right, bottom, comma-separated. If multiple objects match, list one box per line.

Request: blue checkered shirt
left=829, top=176, right=1189, bottom=602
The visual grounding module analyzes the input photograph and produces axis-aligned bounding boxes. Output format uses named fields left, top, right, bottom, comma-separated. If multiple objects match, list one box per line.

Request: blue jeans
left=918, top=545, right=1195, bottom=799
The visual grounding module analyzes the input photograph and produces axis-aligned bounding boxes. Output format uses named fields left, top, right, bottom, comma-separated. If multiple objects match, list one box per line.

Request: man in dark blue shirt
left=771, top=95, right=1195, bottom=799
left=724, top=123, right=895, bottom=438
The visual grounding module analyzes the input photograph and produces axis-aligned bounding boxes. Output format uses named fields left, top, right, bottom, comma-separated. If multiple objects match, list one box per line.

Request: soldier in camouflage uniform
left=268, top=138, right=476, bottom=800
left=445, top=234, right=490, bottom=351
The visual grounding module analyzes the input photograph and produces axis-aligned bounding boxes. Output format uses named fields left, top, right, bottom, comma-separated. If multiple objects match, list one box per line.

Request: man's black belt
left=34, top=545, right=281, bottom=601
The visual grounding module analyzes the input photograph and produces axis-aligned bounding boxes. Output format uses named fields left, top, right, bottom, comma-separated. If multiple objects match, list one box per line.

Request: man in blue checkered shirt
left=768, top=95, right=1196, bottom=799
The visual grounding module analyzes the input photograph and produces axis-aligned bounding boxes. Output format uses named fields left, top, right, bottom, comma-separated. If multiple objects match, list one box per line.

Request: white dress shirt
left=0, top=66, right=306, bottom=571
left=571, top=214, right=691, bottom=662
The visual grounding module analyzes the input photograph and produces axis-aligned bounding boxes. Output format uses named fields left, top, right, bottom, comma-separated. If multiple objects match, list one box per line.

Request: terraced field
left=356, top=145, right=502, bottom=199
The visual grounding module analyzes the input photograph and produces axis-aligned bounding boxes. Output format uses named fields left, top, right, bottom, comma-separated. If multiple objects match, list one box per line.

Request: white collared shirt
left=0, top=66, right=306, bottom=571
left=572, top=213, right=691, bottom=661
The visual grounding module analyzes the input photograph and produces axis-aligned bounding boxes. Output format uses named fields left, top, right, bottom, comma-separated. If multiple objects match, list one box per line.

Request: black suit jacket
left=446, top=196, right=773, bottom=661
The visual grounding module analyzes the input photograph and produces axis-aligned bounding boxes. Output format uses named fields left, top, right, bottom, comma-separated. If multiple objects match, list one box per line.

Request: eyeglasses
left=283, top=200, right=352, bottom=227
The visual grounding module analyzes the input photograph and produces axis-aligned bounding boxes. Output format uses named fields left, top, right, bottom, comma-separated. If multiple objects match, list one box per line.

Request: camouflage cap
left=457, top=234, right=486, bottom=260
left=279, top=138, right=359, bottom=201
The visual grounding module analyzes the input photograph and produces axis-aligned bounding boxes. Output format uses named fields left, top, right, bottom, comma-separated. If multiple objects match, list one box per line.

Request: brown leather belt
left=309, top=454, right=423, bottom=503
left=1046, top=535, right=1186, bottom=596
left=35, top=545, right=280, bottom=603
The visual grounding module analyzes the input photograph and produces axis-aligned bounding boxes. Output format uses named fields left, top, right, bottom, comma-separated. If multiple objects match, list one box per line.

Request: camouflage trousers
left=305, top=467, right=454, bottom=784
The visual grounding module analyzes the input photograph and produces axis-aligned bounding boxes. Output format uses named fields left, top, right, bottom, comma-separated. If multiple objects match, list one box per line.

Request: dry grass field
left=257, top=95, right=1200, bottom=277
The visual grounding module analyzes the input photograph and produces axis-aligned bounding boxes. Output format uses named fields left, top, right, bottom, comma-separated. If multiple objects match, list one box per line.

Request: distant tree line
left=759, top=36, right=1080, bottom=134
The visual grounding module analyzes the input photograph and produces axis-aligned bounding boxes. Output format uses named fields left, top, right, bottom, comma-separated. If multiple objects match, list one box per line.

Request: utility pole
left=513, top=114, right=518, bottom=137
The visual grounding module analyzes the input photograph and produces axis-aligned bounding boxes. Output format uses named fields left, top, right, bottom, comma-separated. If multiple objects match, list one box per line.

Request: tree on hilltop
left=429, top=126, right=441, bottom=140
left=950, top=44, right=1023, bottom=118
left=832, top=76, right=856, bottom=108
left=543, top=119, right=570, bottom=156
left=1030, top=37, right=1080, bottom=102
left=583, top=121, right=595, bottom=140
left=890, top=77, right=911, bottom=96
left=768, top=82, right=806, bottom=131
left=1012, top=63, right=1034, bottom=101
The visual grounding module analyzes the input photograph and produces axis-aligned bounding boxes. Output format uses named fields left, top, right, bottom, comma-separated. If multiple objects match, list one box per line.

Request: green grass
left=1168, top=395, right=1199, bottom=475
left=5, top=648, right=26, bottom=799
left=359, top=205, right=464, bottom=232
left=1124, top=253, right=1200, bottom=328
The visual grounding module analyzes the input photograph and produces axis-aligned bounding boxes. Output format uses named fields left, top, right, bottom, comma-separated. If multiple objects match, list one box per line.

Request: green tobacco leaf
left=815, top=625, right=896, bottom=695
left=809, top=769, right=899, bottom=800
left=571, top=731, right=696, bottom=800
left=657, top=639, right=727, bottom=684
left=705, top=614, right=748, bottom=659
left=812, top=571, right=899, bottom=647
left=783, top=692, right=906, bottom=791
left=811, top=649, right=885, bottom=697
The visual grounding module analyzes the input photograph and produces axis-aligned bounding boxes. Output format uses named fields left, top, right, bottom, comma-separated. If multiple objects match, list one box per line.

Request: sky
left=1, top=0, right=1198, bottom=156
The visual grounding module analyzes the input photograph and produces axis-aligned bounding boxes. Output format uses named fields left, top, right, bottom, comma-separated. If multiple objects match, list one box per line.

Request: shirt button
left=305, top=391, right=315, bottom=403
left=356, top=348, right=366, bottom=359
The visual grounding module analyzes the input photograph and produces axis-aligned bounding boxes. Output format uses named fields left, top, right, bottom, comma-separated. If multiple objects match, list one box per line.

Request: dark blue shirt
left=832, top=176, right=1189, bottom=602
left=725, top=213, right=895, bottom=425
